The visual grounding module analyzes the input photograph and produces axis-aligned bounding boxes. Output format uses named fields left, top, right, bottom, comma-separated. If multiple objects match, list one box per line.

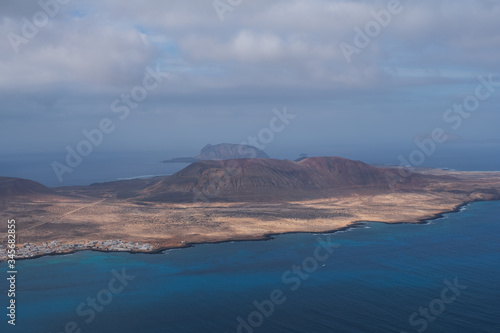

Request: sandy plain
left=1, top=169, right=499, bottom=259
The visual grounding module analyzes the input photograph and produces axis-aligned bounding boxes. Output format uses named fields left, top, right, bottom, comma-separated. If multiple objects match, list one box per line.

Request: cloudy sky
left=1, top=0, right=499, bottom=159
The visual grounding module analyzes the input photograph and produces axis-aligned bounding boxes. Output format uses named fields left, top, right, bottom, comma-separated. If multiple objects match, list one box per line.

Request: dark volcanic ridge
left=6, top=156, right=493, bottom=205
left=141, top=156, right=431, bottom=203
left=0, top=177, right=56, bottom=197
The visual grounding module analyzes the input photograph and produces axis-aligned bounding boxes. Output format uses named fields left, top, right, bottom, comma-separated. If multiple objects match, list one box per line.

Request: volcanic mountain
left=163, top=143, right=269, bottom=163
left=0, top=177, right=56, bottom=197
left=196, top=143, right=269, bottom=160
left=141, top=157, right=429, bottom=202
left=3, top=157, right=500, bottom=256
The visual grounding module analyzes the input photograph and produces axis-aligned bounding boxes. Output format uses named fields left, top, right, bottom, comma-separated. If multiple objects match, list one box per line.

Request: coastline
left=2, top=199, right=489, bottom=263
left=132, top=199, right=482, bottom=253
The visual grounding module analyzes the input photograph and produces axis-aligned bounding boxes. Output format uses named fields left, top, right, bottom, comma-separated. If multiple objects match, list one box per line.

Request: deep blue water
left=1, top=201, right=499, bottom=332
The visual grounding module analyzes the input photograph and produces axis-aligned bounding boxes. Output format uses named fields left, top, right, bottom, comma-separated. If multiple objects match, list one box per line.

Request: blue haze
left=0, top=143, right=499, bottom=187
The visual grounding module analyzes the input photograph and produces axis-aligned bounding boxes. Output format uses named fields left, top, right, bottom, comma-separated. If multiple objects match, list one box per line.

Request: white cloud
left=0, top=0, right=499, bottom=108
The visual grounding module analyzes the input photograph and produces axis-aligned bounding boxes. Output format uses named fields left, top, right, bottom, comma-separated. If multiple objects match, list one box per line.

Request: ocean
left=0, top=143, right=499, bottom=187
left=0, top=150, right=189, bottom=187
left=0, top=146, right=499, bottom=332
left=1, top=200, right=499, bottom=332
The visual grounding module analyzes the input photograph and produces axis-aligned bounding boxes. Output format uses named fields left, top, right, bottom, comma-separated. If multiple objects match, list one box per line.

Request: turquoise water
left=1, top=201, right=499, bottom=332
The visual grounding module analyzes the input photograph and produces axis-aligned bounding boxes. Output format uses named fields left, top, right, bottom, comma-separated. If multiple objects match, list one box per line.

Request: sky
left=1, top=0, right=499, bottom=160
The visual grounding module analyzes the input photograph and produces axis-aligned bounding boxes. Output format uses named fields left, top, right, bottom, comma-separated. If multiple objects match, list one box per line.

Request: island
left=1, top=156, right=499, bottom=261
left=162, top=143, right=270, bottom=163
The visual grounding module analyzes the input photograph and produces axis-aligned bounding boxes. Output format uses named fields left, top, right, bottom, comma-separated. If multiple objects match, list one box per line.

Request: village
left=0, top=239, right=155, bottom=261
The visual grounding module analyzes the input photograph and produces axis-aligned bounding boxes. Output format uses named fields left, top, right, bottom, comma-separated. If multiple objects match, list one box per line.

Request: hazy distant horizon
left=1, top=141, right=499, bottom=187
left=1, top=1, right=499, bottom=185
left=1, top=0, right=500, bottom=157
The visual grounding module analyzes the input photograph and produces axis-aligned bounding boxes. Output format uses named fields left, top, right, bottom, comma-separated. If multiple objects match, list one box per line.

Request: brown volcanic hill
left=0, top=177, right=56, bottom=197
left=140, top=157, right=429, bottom=203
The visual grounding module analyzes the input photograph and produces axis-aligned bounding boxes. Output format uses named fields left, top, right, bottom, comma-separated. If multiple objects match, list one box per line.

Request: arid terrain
left=1, top=157, right=499, bottom=259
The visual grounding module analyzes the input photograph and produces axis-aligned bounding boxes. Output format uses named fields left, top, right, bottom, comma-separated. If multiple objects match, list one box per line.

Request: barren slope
left=140, top=157, right=432, bottom=202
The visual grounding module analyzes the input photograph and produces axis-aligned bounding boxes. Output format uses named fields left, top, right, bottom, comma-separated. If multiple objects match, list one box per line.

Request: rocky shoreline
left=0, top=239, right=154, bottom=261
left=0, top=200, right=478, bottom=263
